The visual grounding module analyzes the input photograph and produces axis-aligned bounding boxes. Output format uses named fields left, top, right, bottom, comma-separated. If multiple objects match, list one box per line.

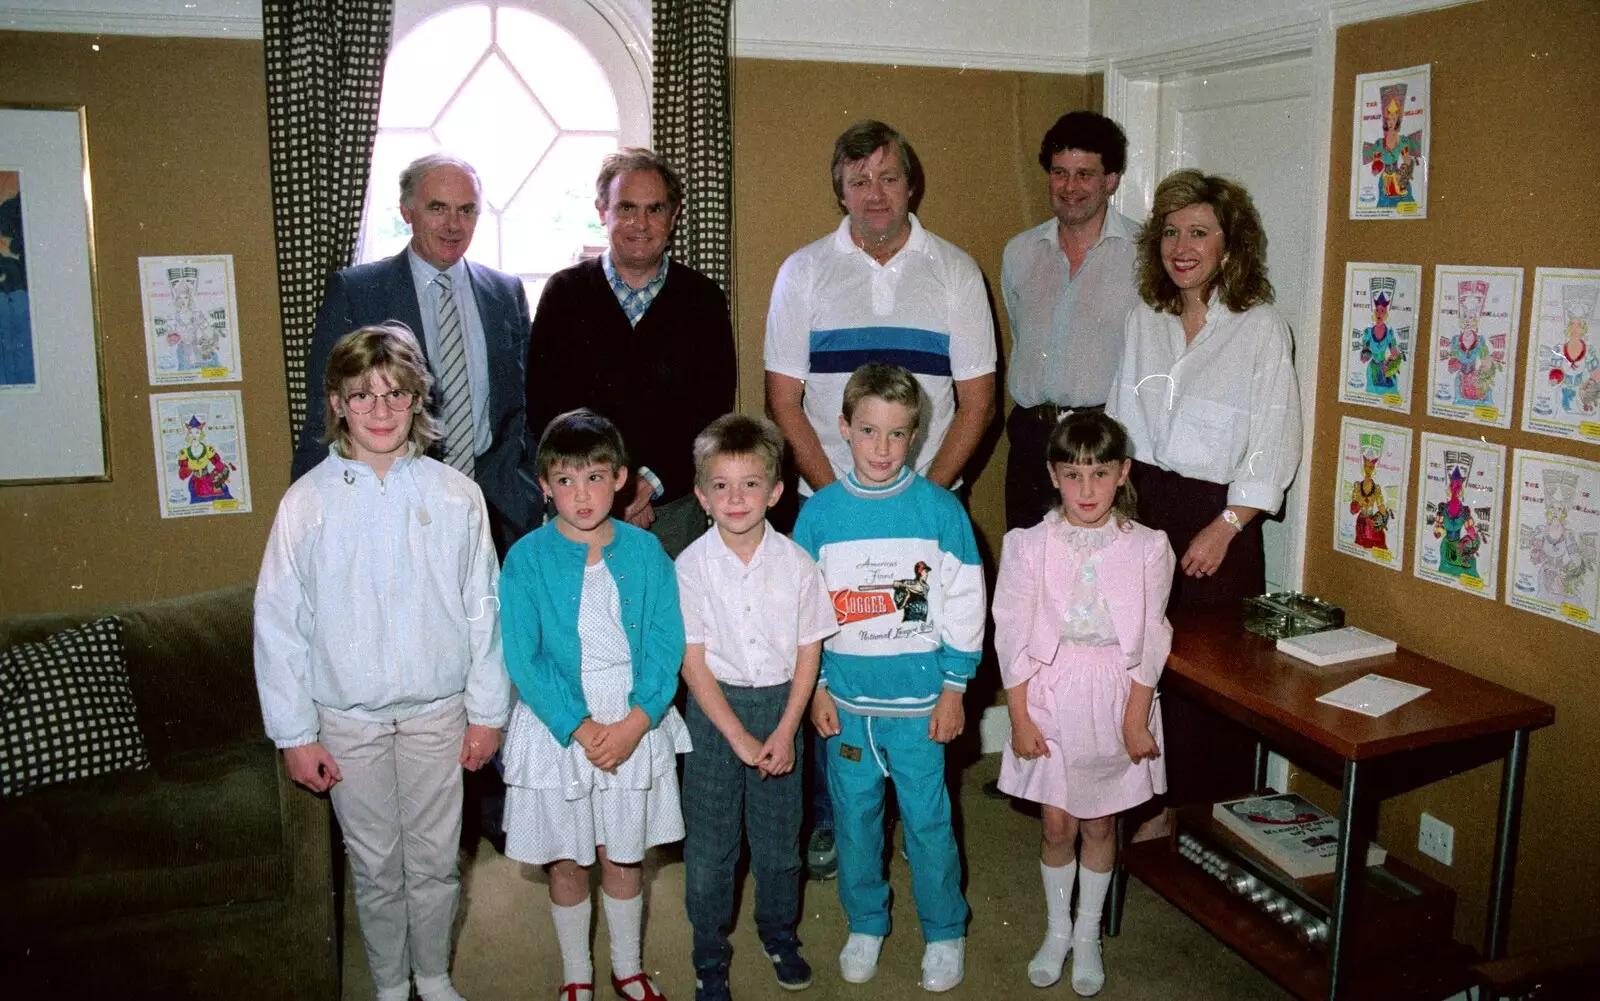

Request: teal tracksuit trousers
left=826, top=708, right=969, bottom=942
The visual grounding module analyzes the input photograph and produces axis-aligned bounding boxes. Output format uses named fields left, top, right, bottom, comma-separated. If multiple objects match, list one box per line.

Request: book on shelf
left=1275, top=626, right=1397, bottom=666
left=1212, top=792, right=1387, bottom=879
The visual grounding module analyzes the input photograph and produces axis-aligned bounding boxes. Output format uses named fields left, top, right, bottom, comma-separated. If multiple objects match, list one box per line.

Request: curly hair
left=1136, top=169, right=1273, bottom=315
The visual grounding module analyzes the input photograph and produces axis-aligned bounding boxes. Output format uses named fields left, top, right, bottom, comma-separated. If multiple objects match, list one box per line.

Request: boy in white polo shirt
left=676, top=414, right=840, bottom=1001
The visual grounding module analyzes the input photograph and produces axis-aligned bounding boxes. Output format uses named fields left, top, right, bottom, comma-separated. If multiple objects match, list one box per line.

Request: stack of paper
left=1276, top=626, right=1397, bottom=666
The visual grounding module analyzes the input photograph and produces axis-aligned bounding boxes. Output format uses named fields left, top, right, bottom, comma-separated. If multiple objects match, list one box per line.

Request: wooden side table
left=1108, top=622, right=1555, bottom=1001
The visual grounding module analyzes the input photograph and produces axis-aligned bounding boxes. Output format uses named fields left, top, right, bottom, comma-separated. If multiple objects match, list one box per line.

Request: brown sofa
left=0, top=583, right=338, bottom=999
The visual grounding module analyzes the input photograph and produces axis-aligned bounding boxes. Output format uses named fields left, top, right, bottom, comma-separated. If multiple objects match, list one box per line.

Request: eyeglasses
left=344, top=389, right=416, bottom=414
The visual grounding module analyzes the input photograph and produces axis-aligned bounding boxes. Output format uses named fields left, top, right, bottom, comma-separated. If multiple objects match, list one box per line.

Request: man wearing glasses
left=291, top=153, right=541, bottom=557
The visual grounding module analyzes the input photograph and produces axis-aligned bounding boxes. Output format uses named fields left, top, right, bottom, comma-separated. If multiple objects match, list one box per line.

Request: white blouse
left=1107, top=297, right=1303, bottom=513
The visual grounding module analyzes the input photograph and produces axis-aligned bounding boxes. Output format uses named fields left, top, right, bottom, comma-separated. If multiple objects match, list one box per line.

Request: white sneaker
left=921, top=937, right=965, bottom=993
left=1028, top=932, right=1072, bottom=988
left=1071, top=934, right=1105, bottom=996
left=839, top=932, right=884, bottom=983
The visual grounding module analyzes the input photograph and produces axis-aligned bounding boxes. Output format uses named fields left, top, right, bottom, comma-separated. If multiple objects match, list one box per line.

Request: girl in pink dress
left=991, top=411, right=1175, bottom=997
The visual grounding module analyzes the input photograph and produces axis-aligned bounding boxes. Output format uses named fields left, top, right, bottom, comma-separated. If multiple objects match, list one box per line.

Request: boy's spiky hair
left=693, top=413, right=785, bottom=484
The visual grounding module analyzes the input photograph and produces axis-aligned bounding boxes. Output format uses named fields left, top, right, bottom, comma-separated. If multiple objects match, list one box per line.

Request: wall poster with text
left=139, top=254, right=241, bottom=385
left=1506, top=449, right=1600, bottom=632
left=1425, top=265, right=1523, bottom=429
left=149, top=390, right=251, bottom=518
left=1413, top=433, right=1504, bottom=600
left=1340, top=262, right=1422, bottom=414
left=1520, top=268, right=1600, bottom=444
left=1334, top=415, right=1412, bottom=572
left=1350, top=63, right=1430, bottom=220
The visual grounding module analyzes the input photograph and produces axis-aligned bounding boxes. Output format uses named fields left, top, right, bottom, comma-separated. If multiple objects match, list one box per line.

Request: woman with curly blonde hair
left=1106, top=170, right=1302, bottom=835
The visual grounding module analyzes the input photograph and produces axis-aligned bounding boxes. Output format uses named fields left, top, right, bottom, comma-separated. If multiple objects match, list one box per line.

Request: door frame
left=1104, top=15, right=1336, bottom=593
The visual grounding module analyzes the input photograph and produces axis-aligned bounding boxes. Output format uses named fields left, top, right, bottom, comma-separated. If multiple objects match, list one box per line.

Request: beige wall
left=1301, top=0, right=1600, bottom=951
left=0, top=32, right=285, bottom=616
left=732, top=59, right=1100, bottom=569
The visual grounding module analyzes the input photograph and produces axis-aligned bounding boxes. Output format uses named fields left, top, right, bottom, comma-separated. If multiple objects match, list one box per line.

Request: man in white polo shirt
left=764, top=119, right=997, bottom=881
left=765, top=119, right=997, bottom=499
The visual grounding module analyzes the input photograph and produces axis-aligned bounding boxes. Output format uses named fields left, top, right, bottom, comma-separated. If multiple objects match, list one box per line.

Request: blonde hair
left=841, top=362, right=923, bottom=430
left=321, top=322, right=438, bottom=454
left=693, top=413, right=785, bottom=484
left=1137, top=169, right=1274, bottom=316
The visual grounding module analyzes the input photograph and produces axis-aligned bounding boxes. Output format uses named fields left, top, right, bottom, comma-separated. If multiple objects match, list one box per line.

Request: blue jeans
left=828, top=710, right=968, bottom=942
left=683, top=682, right=803, bottom=973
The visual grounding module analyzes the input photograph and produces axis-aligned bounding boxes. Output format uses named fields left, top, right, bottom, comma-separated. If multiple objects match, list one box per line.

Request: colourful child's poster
left=1506, top=450, right=1600, bottom=632
left=1335, top=416, right=1412, bottom=572
left=1339, top=263, right=1422, bottom=414
left=1425, top=266, right=1522, bottom=429
left=1413, top=433, right=1504, bottom=600
left=1350, top=64, right=1429, bottom=220
left=139, top=255, right=242, bottom=385
left=1520, top=268, right=1600, bottom=443
left=149, top=390, right=251, bottom=518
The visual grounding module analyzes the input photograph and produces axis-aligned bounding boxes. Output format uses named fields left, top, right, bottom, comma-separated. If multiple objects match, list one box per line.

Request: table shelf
left=1122, top=837, right=1478, bottom=1001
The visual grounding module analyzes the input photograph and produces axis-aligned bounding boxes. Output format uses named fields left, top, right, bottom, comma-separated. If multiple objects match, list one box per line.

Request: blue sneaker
left=763, top=933, right=814, bottom=991
left=694, top=966, right=731, bottom=1001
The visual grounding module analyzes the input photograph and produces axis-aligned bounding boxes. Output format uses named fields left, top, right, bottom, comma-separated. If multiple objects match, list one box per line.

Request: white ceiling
left=0, top=0, right=1474, bottom=70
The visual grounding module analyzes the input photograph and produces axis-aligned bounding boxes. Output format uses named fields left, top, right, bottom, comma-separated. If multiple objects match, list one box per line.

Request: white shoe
left=839, top=932, right=884, bottom=984
left=1028, top=932, right=1072, bottom=988
left=921, top=937, right=965, bottom=993
left=1070, top=934, right=1105, bottom=996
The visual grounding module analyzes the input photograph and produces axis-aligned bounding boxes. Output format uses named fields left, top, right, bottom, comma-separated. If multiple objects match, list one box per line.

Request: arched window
left=359, top=0, right=651, bottom=300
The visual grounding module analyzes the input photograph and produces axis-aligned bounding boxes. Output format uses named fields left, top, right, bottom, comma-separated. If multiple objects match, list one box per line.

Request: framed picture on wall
left=1338, top=262, right=1422, bottom=414
left=1506, top=449, right=1600, bottom=632
left=139, top=254, right=242, bottom=385
left=1334, top=415, right=1413, bottom=572
left=1519, top=267, right=1600, bottom=444
left=1424, top=265, right=1523, bottom=429
left=149, top=390, right=252, bottom=518
left=1349, top=63, right=1430, bottom=220
left=1413, top=433, right=1505, bottom=600
left=0, top=105, right=108, bottom=485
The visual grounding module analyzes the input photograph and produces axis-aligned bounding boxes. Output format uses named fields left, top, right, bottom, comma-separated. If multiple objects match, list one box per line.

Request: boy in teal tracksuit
left=793, top=363, right=985, bottom=994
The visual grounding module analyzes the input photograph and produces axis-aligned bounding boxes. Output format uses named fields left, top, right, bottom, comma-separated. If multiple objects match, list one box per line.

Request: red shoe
left=557, top=983, right=594, bottom=1001
left=611, top=972, right=667, bottom=1001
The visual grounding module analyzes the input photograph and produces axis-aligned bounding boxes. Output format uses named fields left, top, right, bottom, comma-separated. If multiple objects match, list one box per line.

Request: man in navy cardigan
left=291, top=154, right=541, bottom=557
left=526, top=148, right=736, bottom=559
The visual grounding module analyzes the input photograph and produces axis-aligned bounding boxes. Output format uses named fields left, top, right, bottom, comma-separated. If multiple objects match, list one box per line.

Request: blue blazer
left=291, top=250, right=541, bottom=552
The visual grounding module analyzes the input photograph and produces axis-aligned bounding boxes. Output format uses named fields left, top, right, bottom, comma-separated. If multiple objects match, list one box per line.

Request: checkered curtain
left=263, top=0, right=393, bottom=438
left=652, top=0, right=733, bottom=292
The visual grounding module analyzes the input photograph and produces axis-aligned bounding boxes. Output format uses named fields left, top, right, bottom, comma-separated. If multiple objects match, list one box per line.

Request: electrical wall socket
left=1419, top=812, right=1455, bottom=865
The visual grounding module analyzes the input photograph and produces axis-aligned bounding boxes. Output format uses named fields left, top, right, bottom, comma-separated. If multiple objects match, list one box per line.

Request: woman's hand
left=1181, top=517, right=1237, bottom=578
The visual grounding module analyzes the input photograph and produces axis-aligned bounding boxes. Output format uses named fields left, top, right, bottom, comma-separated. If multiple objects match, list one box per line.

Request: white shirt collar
left=406, top=246, right=469, bottom=288
left=830, top=212, right=930, bottom=261
left=704, top=519, right=775, bottom=568
left=1035, top=207, right=1137, bottom=254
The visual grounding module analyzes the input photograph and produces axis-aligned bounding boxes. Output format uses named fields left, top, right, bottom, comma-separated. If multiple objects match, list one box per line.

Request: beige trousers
left=318, top=698, right=467, bottom=996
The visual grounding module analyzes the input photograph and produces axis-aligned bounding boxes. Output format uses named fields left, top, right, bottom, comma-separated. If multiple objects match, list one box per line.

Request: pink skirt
left=997, top=642, right=1166, bottom=819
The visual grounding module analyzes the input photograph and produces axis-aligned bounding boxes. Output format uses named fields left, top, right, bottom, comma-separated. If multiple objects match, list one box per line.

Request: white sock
left=1029, top=860, right=1077, bottom=988
left=550, top=899, right=593, bottom=986
left=602, top=890, right=644, bottom=982
left=1072, top=866, right=1112, bottom=995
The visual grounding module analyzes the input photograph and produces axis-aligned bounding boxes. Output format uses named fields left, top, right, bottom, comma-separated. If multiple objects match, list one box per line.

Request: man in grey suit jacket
left=292, top=154, right=541, bottom=555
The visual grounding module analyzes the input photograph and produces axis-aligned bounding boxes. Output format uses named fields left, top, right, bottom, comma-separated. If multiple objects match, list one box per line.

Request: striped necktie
left=433, top=272, right=475, bottom=477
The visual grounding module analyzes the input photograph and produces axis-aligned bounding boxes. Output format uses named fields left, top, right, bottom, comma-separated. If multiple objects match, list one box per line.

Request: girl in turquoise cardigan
left=500, top=409, right=688, bottom=1001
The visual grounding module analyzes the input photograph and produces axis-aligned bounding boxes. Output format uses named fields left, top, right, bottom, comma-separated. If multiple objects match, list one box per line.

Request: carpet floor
left=340, top=755, right=1290, bottom=1000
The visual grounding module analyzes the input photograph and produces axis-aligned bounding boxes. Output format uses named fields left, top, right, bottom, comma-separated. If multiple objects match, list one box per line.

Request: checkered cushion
left=1, top=616, right=150, bottom=798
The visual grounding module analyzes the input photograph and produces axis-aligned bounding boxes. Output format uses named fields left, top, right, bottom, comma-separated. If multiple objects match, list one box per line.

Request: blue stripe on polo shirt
left=808, top=326, right=952, bottom=377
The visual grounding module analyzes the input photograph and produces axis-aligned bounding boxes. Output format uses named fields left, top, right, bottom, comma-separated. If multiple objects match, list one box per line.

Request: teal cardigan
left=500, top=519, right=684, bottom=746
